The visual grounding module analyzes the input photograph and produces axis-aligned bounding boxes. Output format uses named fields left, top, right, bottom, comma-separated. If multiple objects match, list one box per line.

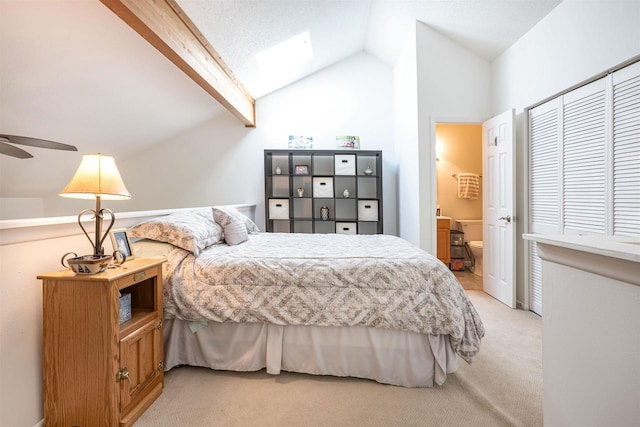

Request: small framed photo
left=294, top=165, right=310, bottom=175
left=109, top=228, right=134, bottom=262
left=336, top=135, right=360, bottom=149
left=288, top=135, right=313, bottom=149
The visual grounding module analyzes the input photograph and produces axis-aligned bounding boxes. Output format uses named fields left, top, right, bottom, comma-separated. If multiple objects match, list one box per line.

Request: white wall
left=118, top=52, right=397, bottom=235
left=393, top=26, right=420, bottom=246
left=493, top=0, right=640, bottom=113
left=393, top=22, right=491, bottom=253
left=0, top=198, right=44, bottom=219
left=0, top=233, right=92, bottom=426
left=492, top=0, right=640, bottom=308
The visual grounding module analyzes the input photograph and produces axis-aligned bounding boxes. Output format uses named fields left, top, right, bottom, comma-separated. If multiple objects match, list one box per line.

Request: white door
left=483, top=109, right=516, bottom=308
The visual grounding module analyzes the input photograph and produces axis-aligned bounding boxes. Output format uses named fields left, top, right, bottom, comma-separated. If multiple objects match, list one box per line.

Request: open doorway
left=435, top=123, right=483, bottom=291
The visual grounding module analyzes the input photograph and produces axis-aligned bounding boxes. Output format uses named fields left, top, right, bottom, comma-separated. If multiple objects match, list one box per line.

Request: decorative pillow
left=213, top=207, right=248, bottom=245
left=128, top=209, right=223, bottom=255
left=212, top=206, right=260, bottom=234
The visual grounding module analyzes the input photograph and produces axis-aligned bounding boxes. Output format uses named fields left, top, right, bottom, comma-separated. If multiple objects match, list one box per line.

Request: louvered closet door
left=562, top=79, right=607, bottom=235
left=527, top=61, right=640, bottom=316
left=612, top=62, right=640, bottom=237
left=528, top=98, right=560, bottom=315
left=530, top=99, right=561, bottom=234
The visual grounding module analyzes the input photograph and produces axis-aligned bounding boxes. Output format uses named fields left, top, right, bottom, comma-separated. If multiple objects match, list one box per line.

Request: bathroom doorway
left=435, top=123, right=483, bottom=289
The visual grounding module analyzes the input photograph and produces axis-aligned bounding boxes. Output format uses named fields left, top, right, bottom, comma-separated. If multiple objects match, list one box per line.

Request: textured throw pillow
left=213, top=206, right=260, bottom=234
left=128, top=209, right=223, bottom=255
left=213, top=207, right=249, bottom=245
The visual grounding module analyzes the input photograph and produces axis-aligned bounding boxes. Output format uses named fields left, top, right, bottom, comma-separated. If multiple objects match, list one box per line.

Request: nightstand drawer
left=116, top=265, right=160, bottom=290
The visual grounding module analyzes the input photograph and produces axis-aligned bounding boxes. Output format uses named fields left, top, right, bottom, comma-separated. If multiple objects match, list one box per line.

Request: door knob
left=498, top=215, right=512, bottom=223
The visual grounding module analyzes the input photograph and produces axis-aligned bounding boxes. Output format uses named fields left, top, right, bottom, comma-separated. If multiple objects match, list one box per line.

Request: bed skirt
left=163, top=319, right=459, bottom=387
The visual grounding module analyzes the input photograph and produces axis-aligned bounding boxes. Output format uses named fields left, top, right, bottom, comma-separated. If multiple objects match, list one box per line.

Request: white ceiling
left=0, top=0, right=561, bottom=201
left=179, top=0, right=562, bottom=97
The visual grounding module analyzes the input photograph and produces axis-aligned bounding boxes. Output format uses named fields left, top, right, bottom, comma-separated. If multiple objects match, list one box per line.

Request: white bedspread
left=162, top=233, right=485, bottom=363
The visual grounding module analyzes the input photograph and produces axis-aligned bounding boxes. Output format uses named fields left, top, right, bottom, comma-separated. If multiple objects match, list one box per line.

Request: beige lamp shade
left=60, top=154, right=131, bottom=200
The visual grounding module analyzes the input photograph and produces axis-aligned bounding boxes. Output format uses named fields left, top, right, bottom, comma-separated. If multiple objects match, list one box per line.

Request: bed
left=128, top=207, right=485, bottom=387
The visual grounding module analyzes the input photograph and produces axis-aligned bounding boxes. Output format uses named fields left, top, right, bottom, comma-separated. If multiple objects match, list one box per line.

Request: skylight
left=256, top=31, right=313, bottom=70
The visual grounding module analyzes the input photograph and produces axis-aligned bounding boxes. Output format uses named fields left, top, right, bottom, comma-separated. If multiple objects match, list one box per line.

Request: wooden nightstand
left=38, top=257, right=166, bottom=427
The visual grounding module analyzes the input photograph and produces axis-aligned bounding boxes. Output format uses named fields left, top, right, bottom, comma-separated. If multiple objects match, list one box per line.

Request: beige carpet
left=135, top=291, right=542, bottom=427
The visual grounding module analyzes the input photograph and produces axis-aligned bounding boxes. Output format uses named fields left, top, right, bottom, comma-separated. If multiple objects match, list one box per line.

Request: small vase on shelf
left=364, top=166, right=373, bottom=175
left=275, top=166, right=282, bottom=175
left=343, top=189, right=350, bottom=198
left=297, top=187, right=305, bottom=197
left=320, top=206, right=329, bottom=221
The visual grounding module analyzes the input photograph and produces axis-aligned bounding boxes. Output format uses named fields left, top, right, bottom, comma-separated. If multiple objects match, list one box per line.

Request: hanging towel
left=457, top=173, right=480, bottom=200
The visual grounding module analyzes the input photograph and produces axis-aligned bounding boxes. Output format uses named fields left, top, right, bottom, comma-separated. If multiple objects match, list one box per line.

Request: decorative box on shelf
left=313, top=177, right=334, bottom=198
left=268, top=199, right=290, bottom=219
left=334, top=154, right=356, bottom=175
left=358, top=200, right=379, bottom=221
left=336, top=222, right=357, bottom=235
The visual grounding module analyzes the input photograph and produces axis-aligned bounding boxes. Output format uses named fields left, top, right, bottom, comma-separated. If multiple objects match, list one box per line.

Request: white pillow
left=213, top=207, right=248, bottom=245
left=213, top=206, right=260, bottom=234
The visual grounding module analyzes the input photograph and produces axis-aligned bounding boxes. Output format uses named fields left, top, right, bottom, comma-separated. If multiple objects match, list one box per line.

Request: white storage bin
left=313, top=177, right=334, bottom=198
left=336, top=222, right=357, bottom=235
left=358, top=200, right=379, bottom=221
left=268, top=199, right=290, bottom=220
left=334, top=155, right=356, bottom=175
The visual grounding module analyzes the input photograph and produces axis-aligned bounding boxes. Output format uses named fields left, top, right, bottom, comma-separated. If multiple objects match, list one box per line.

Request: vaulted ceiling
left=0, top=0, right=561, bottom=201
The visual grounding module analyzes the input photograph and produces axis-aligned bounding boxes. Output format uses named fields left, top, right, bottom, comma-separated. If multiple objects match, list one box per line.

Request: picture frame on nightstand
left=109, top=228, right=134, bottom=261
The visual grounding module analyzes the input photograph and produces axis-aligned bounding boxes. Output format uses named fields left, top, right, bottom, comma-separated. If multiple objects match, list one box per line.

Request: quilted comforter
left=163, top=233, right=485, bottom=363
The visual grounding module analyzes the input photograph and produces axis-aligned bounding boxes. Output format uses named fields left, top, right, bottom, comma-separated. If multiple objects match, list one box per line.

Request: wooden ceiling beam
left=100, top=0, right=256, bottom=127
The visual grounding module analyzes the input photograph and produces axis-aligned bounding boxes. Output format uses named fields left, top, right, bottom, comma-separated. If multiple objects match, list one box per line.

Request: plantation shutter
left=612, top=63, right=640, bottom=237
left=562, top=79, right=607, bottom=235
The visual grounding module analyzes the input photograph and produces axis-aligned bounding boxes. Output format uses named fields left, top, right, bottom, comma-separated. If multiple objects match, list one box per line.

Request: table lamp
left=60, top=154, right=131, bottom=256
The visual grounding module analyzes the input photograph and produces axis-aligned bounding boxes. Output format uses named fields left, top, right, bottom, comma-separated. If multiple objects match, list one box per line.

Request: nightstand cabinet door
left=119, top=317, right=164, bottom=416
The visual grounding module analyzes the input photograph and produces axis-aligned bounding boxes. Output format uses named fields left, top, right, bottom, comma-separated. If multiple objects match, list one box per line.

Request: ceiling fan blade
left=0, top=134, right=78, bottom=152
left=0, top=141, right=33, bottom=159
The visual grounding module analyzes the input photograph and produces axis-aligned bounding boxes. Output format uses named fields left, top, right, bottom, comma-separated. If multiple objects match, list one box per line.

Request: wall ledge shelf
left=523, top=234, right=640, bottom=286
